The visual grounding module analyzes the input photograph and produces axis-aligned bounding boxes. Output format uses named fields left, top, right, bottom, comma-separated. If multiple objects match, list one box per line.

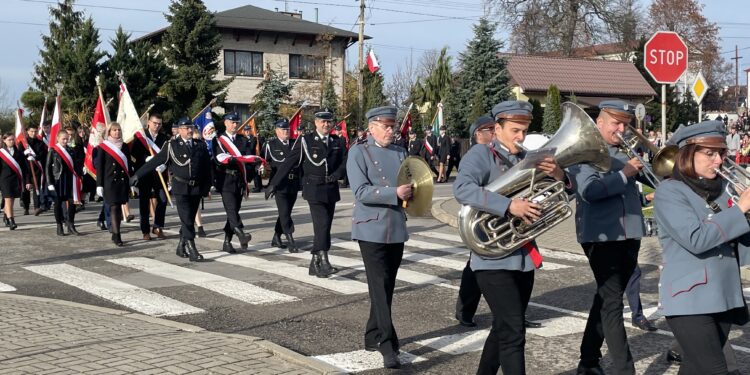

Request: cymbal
left=397, top=156, right=434, bottom=216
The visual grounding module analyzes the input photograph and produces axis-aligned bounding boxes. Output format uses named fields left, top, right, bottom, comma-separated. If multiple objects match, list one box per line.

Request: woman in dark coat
left=96, top=122, right=132, bottom=246
left=46, top=128, right=83, bottom=236
left=1, top=133, right=29, bottom=230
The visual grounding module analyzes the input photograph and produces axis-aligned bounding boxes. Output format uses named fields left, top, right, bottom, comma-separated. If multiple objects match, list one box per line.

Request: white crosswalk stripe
left=313, top=350, right=427, bottom=372
left=25, top=264, right=203, bottom=316
left=108, top=257, right=298, bottom=305
left=0, top=281, right=16, bottom=292
left=203, top=252, right=370, bottom=295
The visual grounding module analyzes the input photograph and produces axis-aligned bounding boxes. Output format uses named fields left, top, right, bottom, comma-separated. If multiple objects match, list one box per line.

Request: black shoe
left=34, top=208, right=43, bottom=216
left=67, top=222, right=81, bottom=236
left=381, top=351, right=401, bottom=369
left=185, top=240, right=204, bottom=262
left=23, top=209, right=29, bottom=216
left=112, top=233, right=123, bottom=247
left=576, top=364, right=605, bottom=375
left=455, top=313, right=477, bottom=327
left=365, top=342, right=400, bottom=355
left=176, top=238, right=187, bottom=258
left=99, top=221, right=108, bottom=231
left=197, top=226, right=207, bottom=238
left=666, top=349, right=682, bottom=364
left=271, top=232, right=286, bottom=248
left=125, top=214, right=134, bottom=223
left=8, top=218, right=17, bottom=230
left=251, top=187, right=262, bottom=193
left=2, top=214, right=9, bottom=227
left=309, top=253, right=324, bottom=277
left=318, top=251, right=339, bottom=276
left=525, top=319, right=542, bottom=328
left=56, top=224, right=65, bottom=236
left=223, top=233, right=237, bottom=254
left=285, top=234, right=299, bottom=253
left=233, top=227, right=251, bottom=250
left=632, top=317, right=657, bottom=332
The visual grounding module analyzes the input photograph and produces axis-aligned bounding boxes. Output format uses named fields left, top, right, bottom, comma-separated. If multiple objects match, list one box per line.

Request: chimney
left=279, top=10, right=302, bottom=19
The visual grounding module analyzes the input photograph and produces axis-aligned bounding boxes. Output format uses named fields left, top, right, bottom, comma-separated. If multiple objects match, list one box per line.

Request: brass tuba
left=458, top=102, right=611, bottom=259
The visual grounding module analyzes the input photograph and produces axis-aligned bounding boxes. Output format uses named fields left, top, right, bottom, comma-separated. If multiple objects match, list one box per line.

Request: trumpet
left=715, top=158, right=750, bottom=206
left=616, top=125, right=678, bottom=186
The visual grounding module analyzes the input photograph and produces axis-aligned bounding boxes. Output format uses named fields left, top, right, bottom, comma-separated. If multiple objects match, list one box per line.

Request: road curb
left=431, top=198, right=457, bottom=228
left=0, top=293, right=346, bottom=374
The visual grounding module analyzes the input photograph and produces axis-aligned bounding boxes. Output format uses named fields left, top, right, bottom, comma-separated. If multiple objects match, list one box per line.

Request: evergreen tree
left=445, top=18, right=511, bottom=135
left=529, top=98, right=544, bottom=133
left=251, top=69, right=295, bottom=137
left=321, top=78, right=339, bottom=112
left=102, top=27, right=171, bottom=115
left=414, top=47, right=453, bottom=125
left=161, top=0, right=231, bottom=117
left=543, top=85, right=562, bottom=134
left=31, top=0, right=105, bottom=115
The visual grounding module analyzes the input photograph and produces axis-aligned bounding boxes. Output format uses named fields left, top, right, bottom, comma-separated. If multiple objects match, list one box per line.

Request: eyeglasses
left=696, top=149, right=727, bottom=159
left=477, top=127, right=494, bottom=133
left=372, top=123, right=395, bottom=132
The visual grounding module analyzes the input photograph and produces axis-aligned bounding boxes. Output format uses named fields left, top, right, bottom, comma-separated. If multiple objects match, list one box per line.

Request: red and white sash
left=135, top=131, right=161, bottom=154
left=52, top=145, right=82, bottom=203
left=216, top=135, right=265, bottom=192
left=424, top=138, right=434, bottom=154
left=0, top=148, right=23, bottom=190
left=99, top=140, right=130, bottom=177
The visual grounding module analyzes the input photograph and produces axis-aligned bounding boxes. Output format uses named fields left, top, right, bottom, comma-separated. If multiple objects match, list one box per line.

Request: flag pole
left=400, top=103, right=413, bottom=129
left=139, top=104, right=172, bottom=208
left=191, top=98, right=217, bottom=122
left=17, top=105, right=38, bottom=192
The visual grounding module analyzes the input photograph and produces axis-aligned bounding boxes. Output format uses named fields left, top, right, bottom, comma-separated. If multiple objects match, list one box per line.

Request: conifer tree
left=321, top=78, right=339, bottom=112
left=252, top=69, right=295, bottom=136
left=543, top=85, right=562, bottom=134
left=529, top=98, right=544, bottom=133
left=161, top=0, right=231, bottom=117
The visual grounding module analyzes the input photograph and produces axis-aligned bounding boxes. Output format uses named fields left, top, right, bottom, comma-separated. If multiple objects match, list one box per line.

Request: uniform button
left=382, top=176, right=386, bottom=180
left=719, top=254, right=724, bottom=259
left=658, top=283, right=662, bottom=287
left=659, top=265, right=664, bottom=270
left=377, top=168, right=383, bottom=172
left=374, top=161, right=379, bottom=165
left=658, top=302, right=662, bottom=308
left=385, top=185, right=389, bottom=188
left=375, top=189, right=380, bottom=194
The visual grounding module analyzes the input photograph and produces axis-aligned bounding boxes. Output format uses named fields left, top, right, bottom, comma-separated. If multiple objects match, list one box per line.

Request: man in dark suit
left=131, top=117, right=212, bottom=262
left=267, top=109, right=347, bottom=277
left=20, top=124, right=46, bottom=215
left=437, top=125, right=451, bottom=182
left=130, top=113, right=170, bottom=241
left=407, top=130, right=422, bottom=156
left=212, top=112, right=252, bottom=253
left=264, top=118, right=301, bottom=252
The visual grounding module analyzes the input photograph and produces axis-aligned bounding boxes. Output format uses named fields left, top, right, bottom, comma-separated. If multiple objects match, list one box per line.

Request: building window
left=224, top=50, right=263, bottom=76
left=289, top=54, right=323, bottom=79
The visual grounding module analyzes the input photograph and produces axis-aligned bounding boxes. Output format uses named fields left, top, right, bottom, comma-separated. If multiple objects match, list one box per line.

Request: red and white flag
left=37, top=98, right=47, bottom=143
left=15, top=108, right=28, bottom=150
left=48, top=94, right=62, bottom=146
left=400, top=106, right=413, bottom=139
left=366, top=48, right=380, bottom=73
left=289, top=108, right=303, bottom=138
left=85, top=91, right=109, bottom=178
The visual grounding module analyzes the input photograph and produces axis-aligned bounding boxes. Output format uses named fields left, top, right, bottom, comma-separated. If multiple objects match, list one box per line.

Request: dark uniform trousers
left=456, top=260, right=482, bottom=321
left=138, top=176, right=167, bottom=233
left=221, top=188, right=244, bottom=234
left=274, top=191, right=298, bottom=234
left=579, top=239, right=639, bottom=374
left=475, top=269, right=534, bottom=375
left=21, top=186, right=40, bottom=211
left=667, top=311, right=738, bottom=375
left=308, top=198, right=336, bottom=251
left=175, top=194, right=202, bottom=240
left=360, top=241, right=404, bottom=354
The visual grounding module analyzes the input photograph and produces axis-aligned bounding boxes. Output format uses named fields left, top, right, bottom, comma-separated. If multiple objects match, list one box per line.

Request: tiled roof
left=506, top=54, right=657, bottom=97
left=543, top=41, right=639, bottom=58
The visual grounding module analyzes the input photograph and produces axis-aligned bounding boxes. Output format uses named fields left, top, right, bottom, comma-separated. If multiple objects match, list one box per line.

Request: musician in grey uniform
left=264, top=118, right=301, bottom=253
left=347, top=106, right=412, bottom=369
left=654, top=121, right=750, bottom=375
left=567, top=100, right=646, bottom=375
left=454, top=101, right=566, bottom=375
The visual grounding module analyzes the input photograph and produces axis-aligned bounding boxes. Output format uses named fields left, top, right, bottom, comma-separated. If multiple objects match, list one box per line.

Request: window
left=224, top=50, right=263, bottom=76
left=289, top=54, right=324, bottom=79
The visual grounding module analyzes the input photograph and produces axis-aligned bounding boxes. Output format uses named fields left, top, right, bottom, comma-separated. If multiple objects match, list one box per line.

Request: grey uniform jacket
left=347, top=137, right=409, bottom=244
left=567, top=145, right=646, bottom=243
left=654, top=179, right=750, bottom=316
left=453, top=139, right=537, bottom=272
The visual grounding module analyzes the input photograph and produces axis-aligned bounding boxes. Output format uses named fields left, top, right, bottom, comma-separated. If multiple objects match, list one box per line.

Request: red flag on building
left=366, top=49, right=380, bottom=73
left=289, top=108, right=303, bottom=138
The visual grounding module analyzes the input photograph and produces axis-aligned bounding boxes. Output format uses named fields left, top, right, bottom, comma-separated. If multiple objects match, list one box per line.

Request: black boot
left=176, top=238, right=187, bottom=258
left=67, top=222, right=81, bottom=236
left=112, top=233, right=123, bottom=247
left=285, top=234, right=299, bottom=253
left=233, top=227, right=251, bottom=250
left=97, top=220, right=108, bottom=231
left=271, top=232, right=286, bottom=248
left=197, top=226, right=207, bottom=238
left=222, top=233, right=237, bottom=254
left=3, top=214, right=9, bottom=227
left=56, top=223, right=65, bottom=236
left=185, top=240, right=204, bottom=262
left=309, top=252, right=323, bottom=277
left=8, top=218, right=17, bottom=230
left=318, top=251, right=339, bottom=276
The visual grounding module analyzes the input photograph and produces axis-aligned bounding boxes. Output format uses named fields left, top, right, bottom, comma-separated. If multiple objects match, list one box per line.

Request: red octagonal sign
left=644, top=31, right=689, bottom=84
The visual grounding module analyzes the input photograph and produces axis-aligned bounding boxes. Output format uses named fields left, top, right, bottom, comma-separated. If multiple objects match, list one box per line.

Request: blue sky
left=0, top=0, right=747, bottom=105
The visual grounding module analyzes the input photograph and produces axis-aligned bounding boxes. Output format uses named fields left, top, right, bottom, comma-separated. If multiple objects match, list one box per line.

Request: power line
left=0, top=19, right=151, bottom=33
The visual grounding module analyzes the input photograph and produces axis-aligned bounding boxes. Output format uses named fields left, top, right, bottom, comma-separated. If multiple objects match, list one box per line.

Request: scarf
left=107, top=136, right=124, bottom=149
left=671, top=166, right=723, bottom=203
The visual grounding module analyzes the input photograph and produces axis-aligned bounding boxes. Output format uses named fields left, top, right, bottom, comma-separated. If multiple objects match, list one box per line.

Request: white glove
left=27, top=155, right=35, bottom=161
left=131, top=186, right=139, bottom=195
left=23, top=148, right=34, bottom=156
left=258, top=164, right=265, bottom=174
left=82, top=166, right=88, bottom=175
left=96, top=186, right=104, bottom=197
left=155, top=164, right=166, bottom=173
left=48, top=185, right=55, bottom=192
left=146, top=155, right=154, bottom=163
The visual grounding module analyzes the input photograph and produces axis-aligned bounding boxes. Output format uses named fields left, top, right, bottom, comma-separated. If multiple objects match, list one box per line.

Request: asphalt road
left=2, top=183, right=750, bottom=374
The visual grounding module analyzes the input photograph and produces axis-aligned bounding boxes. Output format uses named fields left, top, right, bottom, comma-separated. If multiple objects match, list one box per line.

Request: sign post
left=691, top=71, right=708, bottom=123
left=644, top=31, right=689, bottom=145
left=635, top=103, right=646, bottom=129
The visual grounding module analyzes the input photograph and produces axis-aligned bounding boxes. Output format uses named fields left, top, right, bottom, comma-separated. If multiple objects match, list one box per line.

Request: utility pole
left=735, top=46, right=744, bottom=111
left=357, top=0, right=365, bottom=127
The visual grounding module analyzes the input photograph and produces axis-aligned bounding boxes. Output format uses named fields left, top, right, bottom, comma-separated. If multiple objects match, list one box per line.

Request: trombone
left=715, top=158, right=750, bottom=207
left=616, top=125, right=678, bottom=186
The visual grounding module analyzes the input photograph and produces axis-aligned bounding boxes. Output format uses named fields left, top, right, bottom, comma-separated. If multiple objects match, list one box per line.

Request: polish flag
left=366, top=49, right=380, bottom=73
left=49, top=94, right=62, bottom=145
left=289, top=109, right=303, bottom=138
left=14, top=108, right=28, bottom=150
left=84, top=92, right=108, bottom=177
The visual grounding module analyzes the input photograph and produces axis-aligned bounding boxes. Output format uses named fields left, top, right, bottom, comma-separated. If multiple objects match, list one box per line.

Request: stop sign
left=644, top=31, right=689, bottom=84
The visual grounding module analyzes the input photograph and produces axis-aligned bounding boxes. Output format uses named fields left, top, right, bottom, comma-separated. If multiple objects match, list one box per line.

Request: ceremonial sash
left=216, top=135, right=265, bottom=192
left=424, top=139, right=434, bottom=154
left=0, top=148, right=23, bottom=191
left=522, top=242, right=543, bottom=269
left=99, top=140, right=130, bottom=177
left=52, top=145, right=82, bottom=203
left=135, top=131, right=161, bottom=154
